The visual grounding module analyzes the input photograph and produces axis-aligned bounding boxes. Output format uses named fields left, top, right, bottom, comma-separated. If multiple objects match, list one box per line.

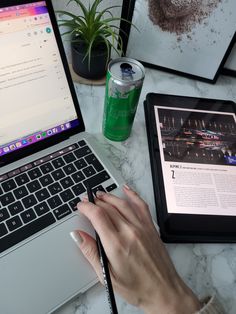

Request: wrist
left=141, top=277, right=201, bottom=314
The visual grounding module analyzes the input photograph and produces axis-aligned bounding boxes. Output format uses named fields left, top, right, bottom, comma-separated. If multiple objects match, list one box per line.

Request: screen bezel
left=0, top=0, right=85, bottom=167
left=145, top=93, right=236, bottom=243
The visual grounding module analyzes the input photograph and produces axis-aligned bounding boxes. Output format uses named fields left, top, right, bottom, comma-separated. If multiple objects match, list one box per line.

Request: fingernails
left=70, top=231, right=83, bottom=246
left=96, top=190, right=106, bottom=197
left=82, top=195, right=88, bottom=202
left=123, top=184, right=131, bottom=190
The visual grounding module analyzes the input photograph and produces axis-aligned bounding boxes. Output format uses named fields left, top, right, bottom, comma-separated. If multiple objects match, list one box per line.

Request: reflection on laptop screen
left=0, top=1, right=79, bottom=157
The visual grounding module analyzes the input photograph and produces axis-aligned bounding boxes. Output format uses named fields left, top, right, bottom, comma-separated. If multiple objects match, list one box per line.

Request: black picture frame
left=222, top=41, right=236, bottom=77
left=120, top=0, right=236, bottom=84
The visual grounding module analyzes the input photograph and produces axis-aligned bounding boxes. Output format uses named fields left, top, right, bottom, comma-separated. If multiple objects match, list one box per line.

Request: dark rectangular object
left=144, top=93, right=236, bottom=243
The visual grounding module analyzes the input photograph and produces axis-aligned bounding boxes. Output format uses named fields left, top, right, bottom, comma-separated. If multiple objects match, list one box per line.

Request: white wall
left=52, top=0, right=122, bottom=15
left=52, top=0, right=123, bottom=61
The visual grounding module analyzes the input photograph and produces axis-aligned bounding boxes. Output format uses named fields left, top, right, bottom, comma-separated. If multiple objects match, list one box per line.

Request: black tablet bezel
left=0, top=0, right=85, bottom=168
left=144, top=93, right=236, bottom=243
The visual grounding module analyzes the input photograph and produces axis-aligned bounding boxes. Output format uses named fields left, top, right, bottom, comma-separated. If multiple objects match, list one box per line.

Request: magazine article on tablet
left=154, top=106, right=236, bottom=216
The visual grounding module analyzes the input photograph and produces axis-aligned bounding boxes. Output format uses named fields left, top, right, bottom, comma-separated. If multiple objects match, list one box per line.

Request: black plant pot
left=71, top=41, right=110, bottom=80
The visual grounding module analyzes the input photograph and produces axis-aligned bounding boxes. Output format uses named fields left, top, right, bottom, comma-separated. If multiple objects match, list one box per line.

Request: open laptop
left=0, top=1, right=125, bottom=313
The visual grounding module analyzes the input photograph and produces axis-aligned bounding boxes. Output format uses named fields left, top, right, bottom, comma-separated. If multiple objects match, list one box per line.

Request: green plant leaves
left=56, top=0, right=135, bottom=68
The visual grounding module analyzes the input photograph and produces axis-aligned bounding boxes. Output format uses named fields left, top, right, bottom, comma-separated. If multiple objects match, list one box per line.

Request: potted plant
left=57, top=0, right=131, bottom=80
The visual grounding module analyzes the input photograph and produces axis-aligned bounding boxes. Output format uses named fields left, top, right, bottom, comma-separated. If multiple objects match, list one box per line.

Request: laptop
left=0, top=1, right=125, bottom=313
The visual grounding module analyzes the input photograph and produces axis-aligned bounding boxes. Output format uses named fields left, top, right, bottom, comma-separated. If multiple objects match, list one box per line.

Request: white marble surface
left=54, top=68, right=236, bottom=314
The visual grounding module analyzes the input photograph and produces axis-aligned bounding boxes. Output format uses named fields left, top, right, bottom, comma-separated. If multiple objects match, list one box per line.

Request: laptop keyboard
left=0, top=140, right=117, bottom=254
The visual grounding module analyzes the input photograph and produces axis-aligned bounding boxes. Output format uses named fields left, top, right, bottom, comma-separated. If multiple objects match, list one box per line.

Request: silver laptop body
left=0, top=1, right=124, bottom=313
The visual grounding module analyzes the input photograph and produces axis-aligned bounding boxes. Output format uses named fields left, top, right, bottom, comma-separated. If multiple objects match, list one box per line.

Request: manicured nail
left=76, top=202, right=82, bottom=210
left=96, top=190, right=106, bottom=197
left=70, top=231, right=83, bottom=246
left=82, top=195, right=88, bottom=202
left=123, top=184, right=131, bottom=190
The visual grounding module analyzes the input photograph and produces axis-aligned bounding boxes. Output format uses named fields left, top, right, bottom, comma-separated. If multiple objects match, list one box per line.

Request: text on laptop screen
left=0, top=1, right=79, bottom=157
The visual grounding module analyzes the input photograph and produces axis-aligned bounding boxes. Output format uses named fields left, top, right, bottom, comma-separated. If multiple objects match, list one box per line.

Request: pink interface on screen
left=0, top=1, right=47, bottom=21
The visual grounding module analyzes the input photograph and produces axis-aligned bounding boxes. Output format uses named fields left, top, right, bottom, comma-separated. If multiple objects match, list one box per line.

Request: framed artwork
left=121, top=0, right=236, bottom=83
left=222, top=42, right=236, bottom=76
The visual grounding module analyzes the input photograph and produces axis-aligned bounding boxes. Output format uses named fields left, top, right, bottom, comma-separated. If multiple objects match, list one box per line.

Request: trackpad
left=0, top=214, right=97, bottom=314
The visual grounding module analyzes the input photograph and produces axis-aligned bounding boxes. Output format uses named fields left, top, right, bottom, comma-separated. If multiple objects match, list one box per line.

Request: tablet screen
left=154, top=106, right=236, bottom=216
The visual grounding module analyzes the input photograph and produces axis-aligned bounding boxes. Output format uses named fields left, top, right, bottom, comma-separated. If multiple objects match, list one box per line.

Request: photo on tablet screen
left=156, top=107, right=236, bottom=166
left=154, top=106, right=236, bottom=216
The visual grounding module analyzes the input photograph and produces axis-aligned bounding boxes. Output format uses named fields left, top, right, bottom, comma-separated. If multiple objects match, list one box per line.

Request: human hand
left=72, top=185, right=201, bottom=314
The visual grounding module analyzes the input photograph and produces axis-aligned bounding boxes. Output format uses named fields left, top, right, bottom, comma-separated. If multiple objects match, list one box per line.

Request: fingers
left=77, top=200, right=118, bottom=248
left=70, top=230, right=104, bottom=284
left=95, top=186, right=152, bottom=224
left=95, top=189, right=140, bottom=223
left=122, top=185, right=153, bottom=224
left=94, top=197, right=128, bottom=227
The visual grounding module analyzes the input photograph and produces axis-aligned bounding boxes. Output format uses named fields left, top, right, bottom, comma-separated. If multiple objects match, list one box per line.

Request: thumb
left=70, top=230, right=103, bottom=284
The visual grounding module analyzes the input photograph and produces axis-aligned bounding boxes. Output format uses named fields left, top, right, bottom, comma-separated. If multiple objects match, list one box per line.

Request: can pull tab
left=120, top=63, right=135, bottom=81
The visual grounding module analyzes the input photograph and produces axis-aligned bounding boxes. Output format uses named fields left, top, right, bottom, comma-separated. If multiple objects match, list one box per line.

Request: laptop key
left=83, top=171, right=110, bottom=189
left=60, top=177, right=74, bottom=189
left=0, top=223, right=8, bottom=237
left=39, top=174, right=53, bottom=187
left=6, top=216, right=22, bottom=232
left=52, top=157, right=65, bottom=169
left=48, top=182, right=63, bottom=196
left=51, top=169, right=65, bottom=181
left=72, top=183, right=86, bottom=196
left=40, top=162, right=54, bottom=174
left=0, top=192, right=15, bottom=206
left=78, top=140, right=86, bottom=147
left=34, top=202, right=50, bottom=216
left=60, top=189, right=74, bottom=202
left=48, top=195, right=62, bottom=209
left=15, top=173, right=30, bottom=186
left=82, top=165, right=96, bottom=178
left=69, top=197, right=81, bottom=211
left=106, top=184, right=118, bottom=192
left=13, top=186, right=29, bottom=199
left=63, top=163, right=77, bottom=175
left=72, top=171, right=85, bottom=183
left=27, top=180, right=41, bottom=193
left=74, top=158, right=87, bottom=170
left=21, top=209, right=37, bottom=224
left=74, top=146, right=92, bottom=159
left=63, top=152, right=76, bottom=164
left=35, top=188, right=50, bottom=202
left=53, top=204, right=72, bottom=220
left=0, top=208, right=10, bottom=223
left=28, top=168, right=42, bottom=180
left=0, top=213, right=56, bottom=253
left=85, top=154, right=104, bottom=172
left=2, top=179, right=17, bottom=192
left=22, top=195, right=37, bottom=209
left=8, top=201, right=24, bottom=216
left=0, top=186, right=3, bottom=195
left=92, top=185, right=105, bottom=195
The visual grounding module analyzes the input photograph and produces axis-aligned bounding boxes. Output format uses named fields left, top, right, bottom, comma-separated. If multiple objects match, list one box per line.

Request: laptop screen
left=0, top=1, right=81, bottom=158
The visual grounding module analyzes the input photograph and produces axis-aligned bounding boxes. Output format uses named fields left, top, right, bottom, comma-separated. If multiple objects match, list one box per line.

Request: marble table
left=55, top=68, right=236, bottom=314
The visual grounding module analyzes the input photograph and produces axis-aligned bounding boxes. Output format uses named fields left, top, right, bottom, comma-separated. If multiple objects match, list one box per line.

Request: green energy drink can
left=103, top=58, right=145, bottom=141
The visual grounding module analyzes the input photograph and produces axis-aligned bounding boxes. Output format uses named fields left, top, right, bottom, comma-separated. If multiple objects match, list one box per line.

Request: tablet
left=144, top=93, right=236, bottom=243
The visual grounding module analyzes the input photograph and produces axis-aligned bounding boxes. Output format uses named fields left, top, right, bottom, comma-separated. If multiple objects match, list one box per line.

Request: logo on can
left=103, top=58, right=145, bottom=141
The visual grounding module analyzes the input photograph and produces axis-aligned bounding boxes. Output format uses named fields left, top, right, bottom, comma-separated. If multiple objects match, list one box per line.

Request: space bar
left=0, top=213, right=56, bottom=254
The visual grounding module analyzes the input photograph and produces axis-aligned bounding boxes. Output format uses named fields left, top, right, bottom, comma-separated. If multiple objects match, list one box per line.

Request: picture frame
left=222, top=42, right=236, bottom=77
left=120, top=0, right=236, bottom=83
